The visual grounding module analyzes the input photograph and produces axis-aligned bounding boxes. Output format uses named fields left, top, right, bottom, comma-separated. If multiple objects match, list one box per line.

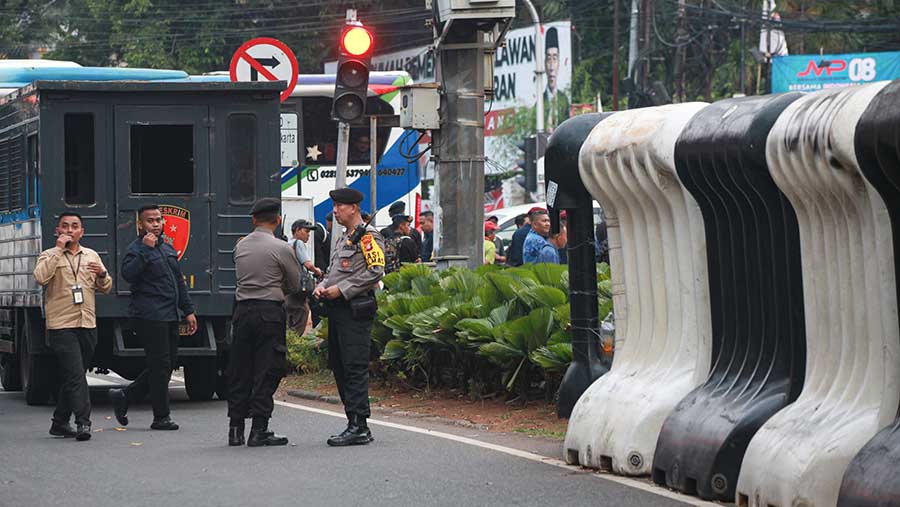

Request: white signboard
left=280, top=113, right=299, bottom=168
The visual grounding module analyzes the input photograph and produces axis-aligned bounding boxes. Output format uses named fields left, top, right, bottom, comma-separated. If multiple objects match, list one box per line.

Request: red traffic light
left=341, top=26, right=373, bottom=57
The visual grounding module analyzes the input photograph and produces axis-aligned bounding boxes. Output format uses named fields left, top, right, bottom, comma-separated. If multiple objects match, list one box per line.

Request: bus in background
left=279, top=71, right=422, bottom=228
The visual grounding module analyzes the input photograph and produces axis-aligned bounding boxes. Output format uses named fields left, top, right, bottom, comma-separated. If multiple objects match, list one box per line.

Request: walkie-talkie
left=346, top=212, right=377, bottom=246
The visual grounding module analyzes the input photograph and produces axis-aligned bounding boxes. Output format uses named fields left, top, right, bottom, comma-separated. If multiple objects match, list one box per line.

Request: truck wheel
left=20, top=328, right=54, bottom=406
left=184, top=359, right=217, bottom=401
left=0, top=353, right=22, bottom=391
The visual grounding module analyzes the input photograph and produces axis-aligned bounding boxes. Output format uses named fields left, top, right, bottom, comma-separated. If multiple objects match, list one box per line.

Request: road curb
left=285, top=390, right=490, bottom=431
left=287, top=389, right=341, bottom=405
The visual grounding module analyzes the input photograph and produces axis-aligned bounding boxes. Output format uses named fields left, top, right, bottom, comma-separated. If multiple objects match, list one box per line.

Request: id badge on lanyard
left=67, top=253, right=84, bottom=305
left=72, top=285, right=84, bottom=305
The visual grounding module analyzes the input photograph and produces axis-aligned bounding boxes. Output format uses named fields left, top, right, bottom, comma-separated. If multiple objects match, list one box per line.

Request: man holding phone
left=109, top=205, right=197, bottom=431
left=33, top=212, right=112, bottom=441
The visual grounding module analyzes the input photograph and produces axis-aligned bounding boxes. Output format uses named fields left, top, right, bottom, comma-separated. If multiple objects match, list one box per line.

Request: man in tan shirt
left=33, top=212, right=112, bottom=441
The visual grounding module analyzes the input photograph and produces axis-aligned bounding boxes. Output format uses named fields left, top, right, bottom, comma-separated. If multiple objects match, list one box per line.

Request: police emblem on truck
left=159, top=205, right=191, bottom=260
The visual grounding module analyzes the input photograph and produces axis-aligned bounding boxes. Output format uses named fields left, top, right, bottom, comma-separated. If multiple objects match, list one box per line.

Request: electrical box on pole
left=434, top=0, right=515, bottom=21
left=332, top=23, right=374, bottom=123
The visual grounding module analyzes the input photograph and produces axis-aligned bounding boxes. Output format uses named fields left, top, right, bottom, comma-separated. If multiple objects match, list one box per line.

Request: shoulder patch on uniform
left=360, top=234, right=385, bottom=268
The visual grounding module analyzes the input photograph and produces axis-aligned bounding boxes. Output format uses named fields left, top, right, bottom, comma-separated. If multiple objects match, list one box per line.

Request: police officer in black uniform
left=314, top=188, right=385, bottom=446
left=227, top=198, right=301, bottom=447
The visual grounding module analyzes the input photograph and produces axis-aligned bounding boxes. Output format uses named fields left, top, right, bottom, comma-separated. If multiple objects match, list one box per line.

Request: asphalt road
left=0, top=376, right=709, bottom=507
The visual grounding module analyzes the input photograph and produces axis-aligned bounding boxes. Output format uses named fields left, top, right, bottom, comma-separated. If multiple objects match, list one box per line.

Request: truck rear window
left=64, top=114, right=95, bottom=205
left=130, top=124, right=194, bottom=194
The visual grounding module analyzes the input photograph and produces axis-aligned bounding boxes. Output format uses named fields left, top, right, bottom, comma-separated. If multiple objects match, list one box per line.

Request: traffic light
left=332, top=24, right=374, bottom=123
left=516, top=135, right=537, bottom=192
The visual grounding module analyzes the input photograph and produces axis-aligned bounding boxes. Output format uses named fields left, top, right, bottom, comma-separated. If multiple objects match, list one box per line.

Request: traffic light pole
left=331, top=120, right=350, bottom=253
left=432, top=24, right=486, bottom=269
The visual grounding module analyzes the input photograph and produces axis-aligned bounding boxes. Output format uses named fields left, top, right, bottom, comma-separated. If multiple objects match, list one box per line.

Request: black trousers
left=48, top=328, right=97, bottom=426
left=227, top=300, right=287, bottom=421
left=327, top=304, right=372, bottom=419
left=125, top=320, right=179, bottom=420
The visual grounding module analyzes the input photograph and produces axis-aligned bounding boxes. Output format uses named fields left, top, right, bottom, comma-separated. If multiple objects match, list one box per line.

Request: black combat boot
left=247, top=417, right=288, bottom=447
left=229, top=419, right=245, bottom=447
left=150, top=416, right=179, bottom=431
left=49, top=420, right=77, bottom=438
left=327, top=414, right=374, bottom=447
left=75, top=423, right=92, bottom=441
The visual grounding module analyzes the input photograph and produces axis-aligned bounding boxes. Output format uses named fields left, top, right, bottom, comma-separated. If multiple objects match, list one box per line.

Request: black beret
left=250, top=197, right=281, bottom=216
left=391, top=214, right=413, bottom=225
left=291, top=218, right=315, bottom=231
left=329, top=187, right=364, bottom=204
left=388, top=201, right=405, bottom=214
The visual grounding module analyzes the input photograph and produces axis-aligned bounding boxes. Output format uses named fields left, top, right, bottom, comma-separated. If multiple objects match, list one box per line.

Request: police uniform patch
left=361, top=234, right=385, bottom=268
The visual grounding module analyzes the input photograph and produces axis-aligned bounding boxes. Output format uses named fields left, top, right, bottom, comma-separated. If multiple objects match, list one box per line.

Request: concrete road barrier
left=650, top=93, right=807, bottom=501
left=564, top=103, right=712, bottom=476
left=834, top=79, right=900, bottom=507
left=735, top=81, right=900, bottom=507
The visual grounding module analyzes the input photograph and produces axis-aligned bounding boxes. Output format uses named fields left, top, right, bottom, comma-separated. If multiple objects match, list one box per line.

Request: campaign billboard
left=771, top=51, right=900, bottom=93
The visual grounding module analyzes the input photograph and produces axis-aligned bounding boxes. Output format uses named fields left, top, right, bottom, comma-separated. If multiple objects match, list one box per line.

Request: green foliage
left=286, top=319, right=328, bottom=374
left=373, top=261, right=615, bottom=398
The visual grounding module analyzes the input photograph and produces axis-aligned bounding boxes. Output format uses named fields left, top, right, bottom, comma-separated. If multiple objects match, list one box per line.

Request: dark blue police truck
left=0, top=78, right=285, bottom=404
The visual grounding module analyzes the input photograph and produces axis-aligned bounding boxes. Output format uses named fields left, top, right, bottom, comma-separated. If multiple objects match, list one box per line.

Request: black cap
left=329, top=187, right=364, bottom=204
left=392, top=214, right=413, bottom=225
left=291, top=218, right=315, bottom=232
left=388, top=201, right=405, bottom=215
left=250, top=197, right=281, bottom=216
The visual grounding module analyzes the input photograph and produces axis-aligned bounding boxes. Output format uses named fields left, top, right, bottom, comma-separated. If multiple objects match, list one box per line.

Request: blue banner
left=771, top=51, right=900, bottom=93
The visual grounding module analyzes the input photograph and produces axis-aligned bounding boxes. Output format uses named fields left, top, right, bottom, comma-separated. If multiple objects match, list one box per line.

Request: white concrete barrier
left=564, top=102, right=712, bottom=475
left=736, top=82, right=900, bottom=507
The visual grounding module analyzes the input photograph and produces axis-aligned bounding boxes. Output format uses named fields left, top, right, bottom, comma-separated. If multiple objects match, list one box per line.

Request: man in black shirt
left=110, top=205, right=197, bottom=431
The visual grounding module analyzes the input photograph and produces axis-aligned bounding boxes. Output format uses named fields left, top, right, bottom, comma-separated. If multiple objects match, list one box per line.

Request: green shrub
left=370, top=262, right=614, bottom=399
left=286, top=318, right=328, bottom=374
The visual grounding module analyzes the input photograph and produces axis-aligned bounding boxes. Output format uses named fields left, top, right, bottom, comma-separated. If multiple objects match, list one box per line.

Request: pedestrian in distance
left=33, top=212, right=112, bottom=441
left=523, top=209, right=560, bottom=264
left=419, top=210, right=434, bottom=262
left=109, top=205, right=197, bottom=431
left=285, top=218, right=321, bottom=334
left=227, top=198, right=301, bottom=447
left=507, top=207, right=543, bottom=266
left=314, top=187, right=385, bottom=446
left=484, top=221, right=505, bottom=265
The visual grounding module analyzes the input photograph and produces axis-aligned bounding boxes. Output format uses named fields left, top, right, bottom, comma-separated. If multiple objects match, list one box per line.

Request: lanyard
left=65, top=251, right=82, bottom=285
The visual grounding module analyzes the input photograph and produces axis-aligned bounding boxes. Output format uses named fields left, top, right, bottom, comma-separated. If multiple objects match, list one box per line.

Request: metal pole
left=523, top=0, right=544, bottom=134
left=370, top=116, right=377, bottom=217
left=627, top=0, right=639, bottom=83
left=433, top=24, right=485, bottom=269
left=739, top=20, right=746, bottom=95
left=612, top=0, right=620, bottom=110
left=331, top=121, right=350, bottom=253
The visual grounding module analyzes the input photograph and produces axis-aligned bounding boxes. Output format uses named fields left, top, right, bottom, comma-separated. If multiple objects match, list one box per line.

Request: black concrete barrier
left=544, top=112, right=614, bottom=419
left=650, top=93, right=807, bottom=501
left=838, top=79, right=900, bottom=507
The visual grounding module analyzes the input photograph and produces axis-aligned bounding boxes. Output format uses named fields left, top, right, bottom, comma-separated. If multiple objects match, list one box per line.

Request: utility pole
left=430, top=2, right=513, bottom=269
left=612, top=0, right=620, bottom=110
left=523, top=0, right=544, bottom=134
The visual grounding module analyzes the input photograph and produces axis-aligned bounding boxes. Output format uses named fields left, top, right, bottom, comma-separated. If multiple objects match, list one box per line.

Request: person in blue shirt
left=523, top=209, right=560, bottom=264
left=508, top=208, right=544, bottom=266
